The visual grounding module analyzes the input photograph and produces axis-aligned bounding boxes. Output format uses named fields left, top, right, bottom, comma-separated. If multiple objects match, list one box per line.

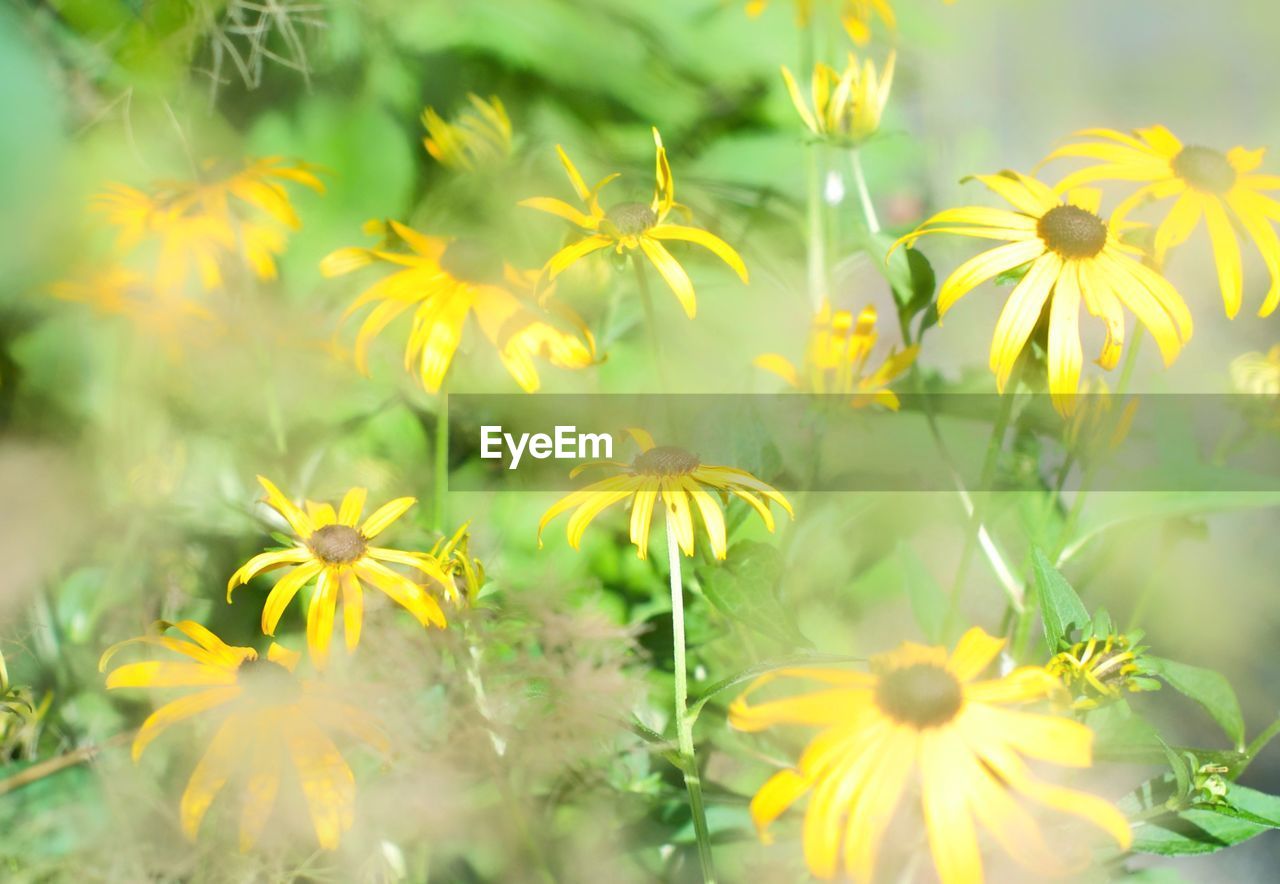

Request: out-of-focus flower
left=90, top=157, right=324, bottom=294
left=48, top=266, right=219, bottom=360
left=1230, top=345, right=1280, bottom=397
left=893, top=171, right=1193, bottom=415
left=1047, top=633, right=1159, bottom=711
left=780, top=52, right=896, bottom=145
left=423, top=94, right=513, bottom=171
left=520, top=128, right=748, bottom=319
left=730, top=627, right=1132, bottom=882
left=1044, top=127, right=1280, bottom=318
left=755, top=300, right=917, bottom=408
left=1064, top=377, right=1137, bottom=455
left=745, top=0, right=907, bottom=45
left=322, top=221, right=596, bottom=393
left=538, top=428, right=792, bottom=560
left=430, top=521, right=486, bottom=607
left=99, top=621, right=385, bottom=851
left=228, top=476, right=450, bottom=667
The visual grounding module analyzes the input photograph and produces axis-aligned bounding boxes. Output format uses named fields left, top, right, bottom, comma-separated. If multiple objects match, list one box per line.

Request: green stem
left=944, top=378, right=1019, bottom=638
left=850, top=149, right=880, bottom=236
left=666, top=514, right=716, bottom=883
left=633, top=258, right=673, bottom=392
left=433, top=390, right=449, bottom=532
left=805, top=141, right=827, bottom=312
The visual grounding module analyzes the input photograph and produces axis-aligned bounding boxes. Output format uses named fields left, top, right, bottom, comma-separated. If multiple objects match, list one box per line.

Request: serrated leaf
left=1031, top=548, right=1089, bottom=651
left=1123, top=777, right=1280, bottom=856
left=700, top=542, right=810, bottom=648
left=1146, top=657, right=1245, bottom=749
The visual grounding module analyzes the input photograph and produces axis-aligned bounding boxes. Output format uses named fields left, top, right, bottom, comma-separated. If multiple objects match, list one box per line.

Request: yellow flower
left=430, top=521, right=487, bottom=607
left=48, top=265, right=219, bottom=359
left=1231, top=344, right=1280, bottom=396
left=99, top=621, right=384, bottom=851
left=519, top=128, right=748, bottom=319
left=322, top=220, right=596, bottom=393
left=1044, top=127, right=1280, bottom=317
left=538, top=429, right=792, bottom=560
left=893, top=171, right=1193, bottom=415
left=755, top=300, right=917, bottom=408
left=729, top=627, right=1132, bottom=883
left=1047, top=634, right=1157, bottom=711
left=780, top=52, right=896, bottom=145
left=423, top=94, right=513, bottom=171
left=745, top=0, right=903, bottom=45
left=91, top=157, right=324, bottom=294
left=228, top=476, right=450, bottom=667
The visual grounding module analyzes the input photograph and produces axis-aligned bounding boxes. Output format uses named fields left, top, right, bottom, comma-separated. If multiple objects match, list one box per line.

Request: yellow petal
left=639, top=238, right=697, bottom=319
left=360, top=496, right=417, bottom=539
left=132, top=687, right=241, bottom=761
left=261, top=561, right=324, bottom=635
left=180, top=714, right=244, bottom=841
left=988, top=254, right=1059, bottom=391
left=1203, top=197, right=1244, bottom=318
left=649, top=223, right=749, bottom=283
left=256, top=475, right=314, bottom=538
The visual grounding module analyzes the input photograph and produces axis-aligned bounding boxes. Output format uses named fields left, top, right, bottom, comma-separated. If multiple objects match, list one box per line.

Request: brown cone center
left=607, top=202, right=657, bottom=236
left=237, top=658, right=303, bottom=705
left=439, top=238, right=505, bottom=284
left=632, top=445, right=700, bottom=476
left=1037, top=204, right=1108, bottom=259
left=1172, top=146, right=1237, bottom=194
left=308, top=524, right=367, bottom=564
left=875, top=663, right=963, bottom=728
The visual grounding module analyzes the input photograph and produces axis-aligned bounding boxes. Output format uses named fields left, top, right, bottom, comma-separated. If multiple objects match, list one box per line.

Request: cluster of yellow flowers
left=101, top=477, right=471, bottom=849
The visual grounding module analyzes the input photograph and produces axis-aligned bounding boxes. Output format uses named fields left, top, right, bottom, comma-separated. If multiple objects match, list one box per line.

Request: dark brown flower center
left=1037, top=205, right=1108, bottom=259
left=1171, top=146, right=1237, bottom=194
left=308, top=524, right=367, bottom=564
left=874, top=663, right=963, bottom=728
left=607, top=202, right=657, bottom=236
left=439, top=238, right=505, bottom=284
left=237, top=657, right=303, bottom=705
left=632, top=445, right=700, bottom=476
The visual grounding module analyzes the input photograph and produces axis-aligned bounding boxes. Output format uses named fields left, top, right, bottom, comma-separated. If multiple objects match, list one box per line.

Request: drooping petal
left=937, top=239, right=1046, bottom=318
left=1047, top=259, right=1084, bottom=415
left=282, top=717, right=356, bottom=849
left=920, top=730, right=984, bottom=884
left=1202, top=197, right=1244, bottom=317
left=132, top=687, right=242, bottom=761
left=227, top=548, right=313, bottom=598
left=988, top=254, right=1060, bottom=391
left=261, top=561, right=325, bottom=635
left=306, top=570, right=339, bottom=668
left=639, top=237, right=697, bottom=319
left=649, top=224, right=750, bottom=283
left=180, top=714, right=245, bottom=841
left=355, top=559, right=447, bottom=628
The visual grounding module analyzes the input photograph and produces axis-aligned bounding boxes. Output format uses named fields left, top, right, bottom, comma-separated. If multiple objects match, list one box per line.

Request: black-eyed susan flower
left=519, top=128, right=748, bottom=319
left=1231, top=345, right=1280, bottom=396
left=1047, top=633, right=1158, bottom=711
left=893, top=171, right=1193, bottom=415
left=538, top=429, right=792, bottom=560
left=730, top=627, right=1132, bottom=883
left=423, top=94, right=513, bottom=171
left=780, top=52, right=895, bottom=146
left=755, top=300, right=917, bottom=408
left=1044, top=127, right=1280, bottom=317
left=99, top=621, right=384, bottom=851
left=228, top=476, right=450, bottom=667
left=91, top=157, right=324, bottom=294
left=322, top=220, right=596, bottom=393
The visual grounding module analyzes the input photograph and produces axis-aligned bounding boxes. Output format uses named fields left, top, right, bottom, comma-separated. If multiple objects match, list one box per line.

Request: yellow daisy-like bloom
left=423, top=94, right=513, bottom=171
left=755, top=300, right=917, bottom=409
left=1231, top=344, right=1280, bottom=396
left=322, top=220, right=596, bottom=393
left=99, top=621, right=384, bottom=851
left=538, top=429, right=792, bottom=560
left=228, top=476, right=450, bottom=667
left=519, top=128, right=748, bottom=319
left=730, top=627, right=1132, bottom=883
left=1047, top=634, right=1156, bottom=711
left=780, top=52, right=896, bottom=145
left=894, top=171, right=1193, bottom=415
left=91, top=157, right=324, bottom=294
left=1044, top=127, right=1280, bottom=317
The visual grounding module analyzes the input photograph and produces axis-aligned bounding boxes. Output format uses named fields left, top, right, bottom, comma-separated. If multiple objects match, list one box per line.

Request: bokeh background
left=1, top=1, right=1278, bottom=881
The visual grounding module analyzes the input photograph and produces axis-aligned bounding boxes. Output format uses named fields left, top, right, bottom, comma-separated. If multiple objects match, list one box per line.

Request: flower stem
left=805, top=142, right=827, bottom=312
left=666, top=513, right=716, bottom=883
left=850, top=149, right=880, bottom=236
left=944, top=374, right=1020, bottom=637
left=433, top=389, right=449, bottom=531
left=633, top=257, right=673, bottom=392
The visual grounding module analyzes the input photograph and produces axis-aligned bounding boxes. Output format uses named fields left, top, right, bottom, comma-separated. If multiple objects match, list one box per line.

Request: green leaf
left=1146, top=657, right=1245, bottom=749
left=884, top=243, right=936, bottom=322
left=1122, top=777, right=1280, bottom=856
left=700, top=542, right=810, bottom=648
left=898, top=543, right=947, bottom=643
left=1031, top=548, right=1089, bottom=651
